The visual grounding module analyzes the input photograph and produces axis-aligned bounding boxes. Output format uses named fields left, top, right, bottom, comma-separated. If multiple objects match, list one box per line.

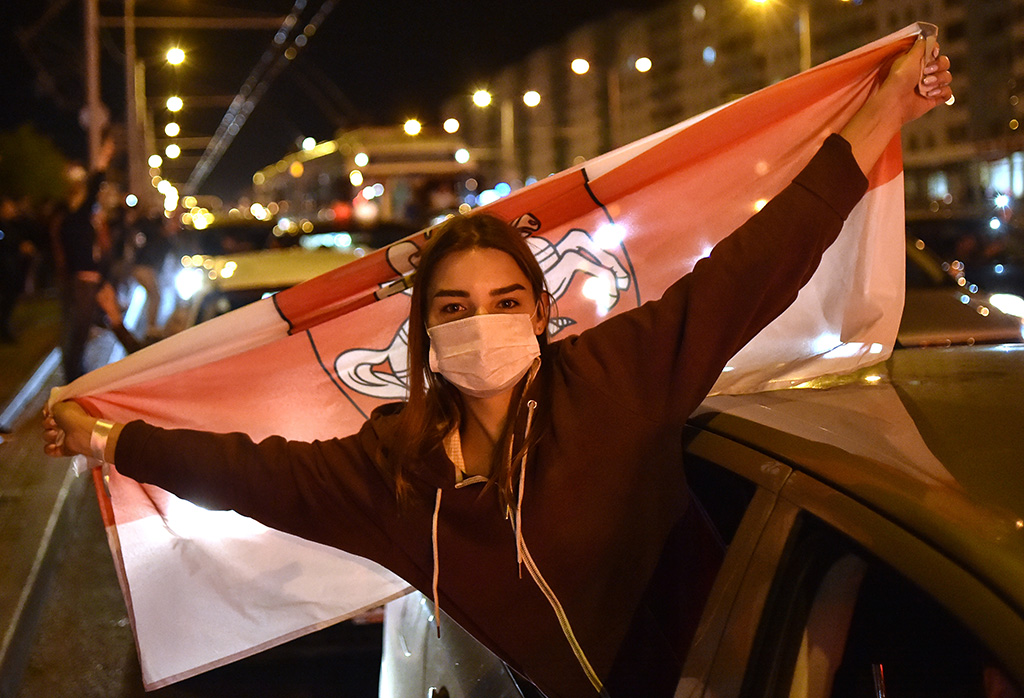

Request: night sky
left=1, top=0, right=662, bottom=201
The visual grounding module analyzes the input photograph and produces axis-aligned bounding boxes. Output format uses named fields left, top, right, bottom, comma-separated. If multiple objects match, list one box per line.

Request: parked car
left=180, top=218, right=417, bottom=257
left=381, top=343, right=1024, bottom=698
left=173, top=243, right=372, bottom=326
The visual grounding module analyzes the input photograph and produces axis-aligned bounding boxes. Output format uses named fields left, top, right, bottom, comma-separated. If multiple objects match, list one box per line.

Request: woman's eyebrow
left=432, top=288, right=469, bottom=299
left=431, top=283, right=526, bottom=300
left=490, top=283, right=526, bottom=296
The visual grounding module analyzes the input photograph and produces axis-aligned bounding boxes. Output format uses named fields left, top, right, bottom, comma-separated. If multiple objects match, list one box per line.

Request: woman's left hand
left=881, top=37, right=953, bottom=125
left=841, top=36, right=953, bottom=174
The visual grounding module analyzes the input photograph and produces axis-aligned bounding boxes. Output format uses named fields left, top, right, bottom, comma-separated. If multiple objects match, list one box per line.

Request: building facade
left=442, top=0, right=1024, bottom=221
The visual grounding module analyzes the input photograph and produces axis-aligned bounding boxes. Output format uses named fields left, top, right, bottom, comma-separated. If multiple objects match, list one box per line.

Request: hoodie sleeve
left=555, top=133, right=869, bottom=422
left=112, top=414, right=401, bottom=562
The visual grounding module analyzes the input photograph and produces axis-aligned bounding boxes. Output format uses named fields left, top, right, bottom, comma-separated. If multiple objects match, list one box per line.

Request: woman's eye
left=496, top=298, right=520, bottom=310
left=440, top=303, right=465, bottom=315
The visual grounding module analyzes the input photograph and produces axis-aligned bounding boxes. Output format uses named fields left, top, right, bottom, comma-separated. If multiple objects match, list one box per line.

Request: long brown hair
left=380, top=213, right=551, bottom=507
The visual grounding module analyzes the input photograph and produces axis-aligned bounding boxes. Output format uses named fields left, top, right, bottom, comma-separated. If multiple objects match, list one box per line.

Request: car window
left=603, top=456, right=758, bottom=696
left=741, top=515, right=1023, bottom=698
left=684, top=454, right=757, bottom=546
left=906, top=239, right=956, bottom=289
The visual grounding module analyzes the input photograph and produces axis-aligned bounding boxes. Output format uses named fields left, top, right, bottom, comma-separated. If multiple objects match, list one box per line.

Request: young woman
left=45, top=40, right=951, bottom=698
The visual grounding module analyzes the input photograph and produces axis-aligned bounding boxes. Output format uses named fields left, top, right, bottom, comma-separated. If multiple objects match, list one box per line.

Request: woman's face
left=425, top=247, right=547, bottom=335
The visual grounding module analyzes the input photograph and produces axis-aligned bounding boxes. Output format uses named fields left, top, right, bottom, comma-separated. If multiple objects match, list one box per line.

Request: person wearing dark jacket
left=53, top=136, right=116, bottom=381
left=0, top=197, right=29, bottom=342
left=44, top=41, right=951, bottom=698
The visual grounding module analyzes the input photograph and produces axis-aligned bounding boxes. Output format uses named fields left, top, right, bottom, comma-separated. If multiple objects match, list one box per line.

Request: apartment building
left=443, top=0, right=1024, bottom=218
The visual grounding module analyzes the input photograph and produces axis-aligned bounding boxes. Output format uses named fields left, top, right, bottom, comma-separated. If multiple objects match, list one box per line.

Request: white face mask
left=427, top=313, right=541, bottom=398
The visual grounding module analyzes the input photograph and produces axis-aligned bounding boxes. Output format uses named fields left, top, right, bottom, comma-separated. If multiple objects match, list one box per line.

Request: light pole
left=605, top=55, right=652, bottom=149
left=751, top=0, right=812, bottom=73
left=797, top=2, right=811, bottom=73
left=571, top=54, right=652, bottom=151
left=472, top=89, right=538, bottom=183
left=500, top=98, right=515, bottom=181
left=124, top=3, right=185, bottom=210
left=125, top=0, right=147, bottom=205
left=84, top=0, right=105, bottom=168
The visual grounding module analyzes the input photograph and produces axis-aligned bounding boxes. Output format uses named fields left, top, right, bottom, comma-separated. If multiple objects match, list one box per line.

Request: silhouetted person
left=53, top=136, right=115, bottom=380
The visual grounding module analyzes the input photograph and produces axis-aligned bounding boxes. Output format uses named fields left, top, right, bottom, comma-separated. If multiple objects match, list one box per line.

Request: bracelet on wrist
left=90, top=419, right=115, bottom=462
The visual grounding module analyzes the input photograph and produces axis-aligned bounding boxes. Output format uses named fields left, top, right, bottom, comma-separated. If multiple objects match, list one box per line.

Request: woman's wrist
left=86, top=418, right=124, bottom=463
left=90, top=419, right=115, bottom=461
left=63, top=410, right=97, bottom=456
left=52, top=401, right=121, bottom=461
left=104, top=422, right=124, bottom=463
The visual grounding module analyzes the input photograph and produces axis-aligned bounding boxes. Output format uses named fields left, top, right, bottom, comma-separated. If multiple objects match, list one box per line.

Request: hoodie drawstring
left=511, top=398, right=608, bottom=697
left=515, top=399, right=536, bottom=575
left=432, top=487, right=442, bottom=638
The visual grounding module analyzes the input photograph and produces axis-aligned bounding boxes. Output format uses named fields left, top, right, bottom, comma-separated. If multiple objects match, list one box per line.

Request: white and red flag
left=53, top=24, right=930, bottom=689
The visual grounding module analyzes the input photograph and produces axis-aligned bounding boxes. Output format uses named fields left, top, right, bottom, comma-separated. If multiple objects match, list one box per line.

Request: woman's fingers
left=920, top=53, right=952, bottom=99
left=42, top=425, right=68, bottom=457
left=923, top=54, right=950, bottom=75
left=42, top=400, right=88, bottom=457
left=887, top=38, right=953, bottom=123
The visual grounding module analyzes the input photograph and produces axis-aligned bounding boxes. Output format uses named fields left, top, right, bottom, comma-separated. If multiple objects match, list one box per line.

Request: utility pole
left=798, top=3, right=812, bottom=73
left=124, top=0, right=151, bottom=205
left=84, top=0, right=104, bottom=168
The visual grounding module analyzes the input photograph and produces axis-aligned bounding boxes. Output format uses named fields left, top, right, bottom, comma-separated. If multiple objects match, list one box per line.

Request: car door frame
left=678, top=426, right=1024, bottom=698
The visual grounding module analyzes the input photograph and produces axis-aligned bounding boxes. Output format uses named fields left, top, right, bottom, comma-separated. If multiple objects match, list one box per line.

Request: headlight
left=989, top=293, right=1024, bottom=319
left=175, top=267, right=206, bottom=301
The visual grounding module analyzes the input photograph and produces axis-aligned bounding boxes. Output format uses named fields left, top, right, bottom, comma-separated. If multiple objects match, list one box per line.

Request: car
left=180, top=218, right=418, bottom=257
left=169, top=219, right=420, bottom=329
left=172, top=241, right=373, bottom=327
left=902, top=235, right=1024, bottom=346
left=906, top=215, right=1024, bottom=298
left=380, top=343, right=1024, bottom=698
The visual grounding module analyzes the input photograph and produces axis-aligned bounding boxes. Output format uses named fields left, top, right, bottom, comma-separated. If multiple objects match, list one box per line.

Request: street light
left=166, top=46, right=185, bottom=65
left=472, top=89, right=492, bottom=108
left=571, top=58, right=590, bottom=75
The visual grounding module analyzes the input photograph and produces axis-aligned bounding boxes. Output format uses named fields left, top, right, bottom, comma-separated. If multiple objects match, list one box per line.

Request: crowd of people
left=0, top=134, right=178, bottom=381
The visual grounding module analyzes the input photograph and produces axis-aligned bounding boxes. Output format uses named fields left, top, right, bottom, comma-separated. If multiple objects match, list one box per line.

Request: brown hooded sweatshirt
left=114, top=134, right=868, bottom=698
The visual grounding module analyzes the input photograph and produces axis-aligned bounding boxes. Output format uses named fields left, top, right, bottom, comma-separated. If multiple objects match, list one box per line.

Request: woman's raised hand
left=840, top=36, right=953, bottom=175
left=882, top=37, right=953, bottom=125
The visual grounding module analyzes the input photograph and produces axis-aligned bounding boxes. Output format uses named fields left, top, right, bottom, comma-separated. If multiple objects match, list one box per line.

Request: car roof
left=692, top=343, right=1024, bottom=615
left=203, top=247, right=367, bottom=292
